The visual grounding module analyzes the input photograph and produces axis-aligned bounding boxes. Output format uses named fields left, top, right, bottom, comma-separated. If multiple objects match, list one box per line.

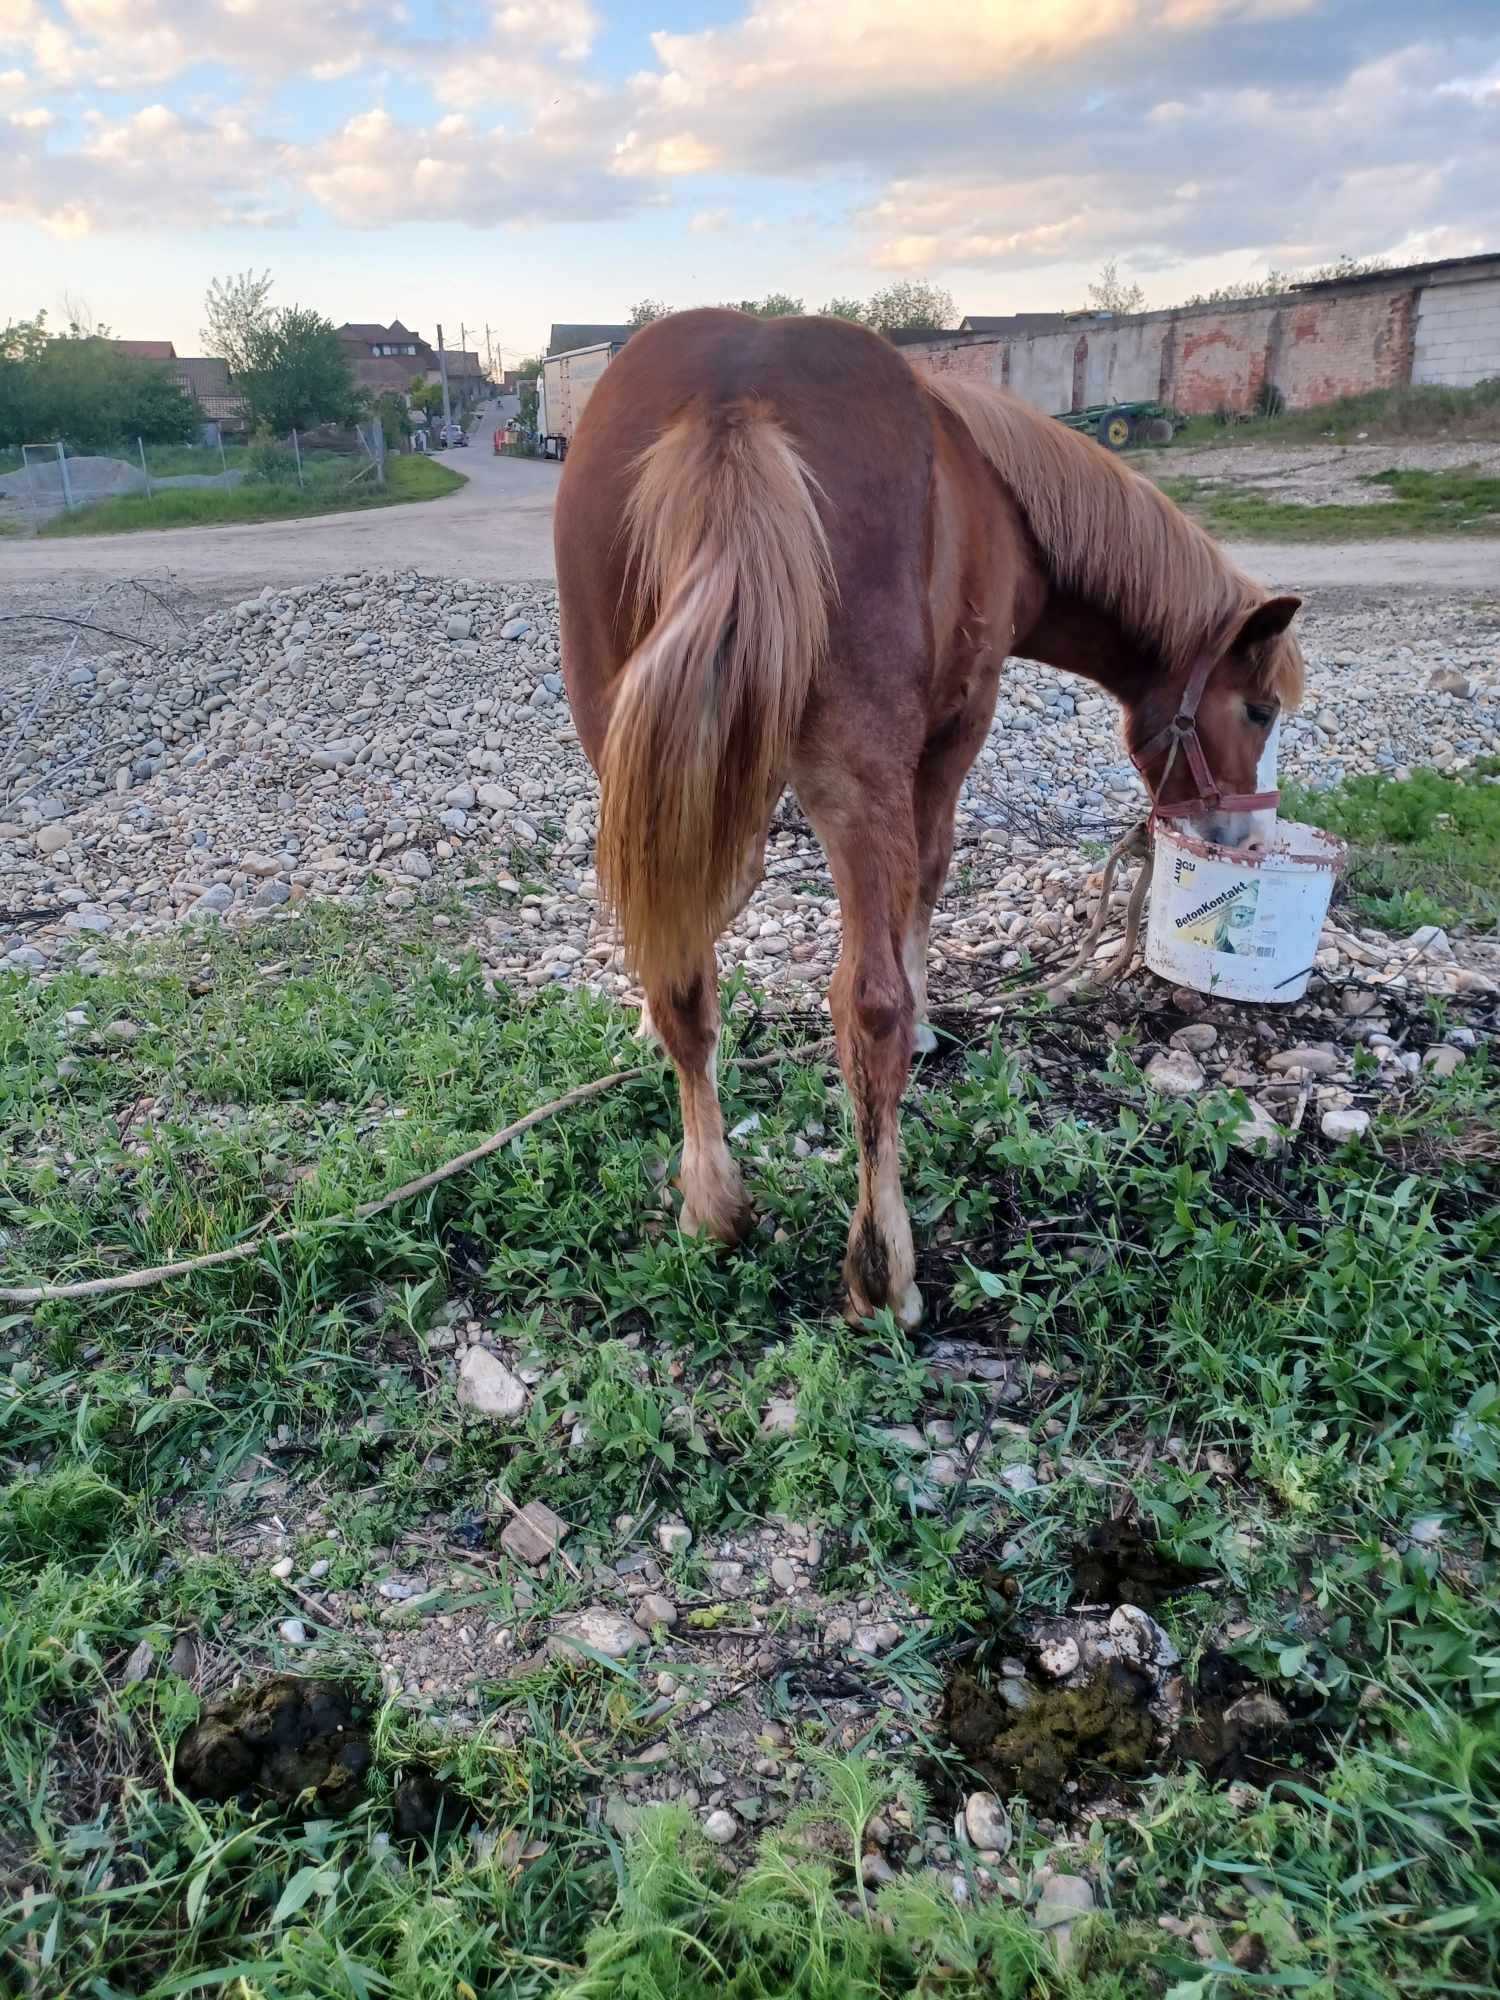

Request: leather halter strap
left=1131, top=649, right=1280, bottom=822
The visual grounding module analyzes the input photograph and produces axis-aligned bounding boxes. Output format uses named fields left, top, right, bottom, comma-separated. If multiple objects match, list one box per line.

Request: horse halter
left=1130, top=650, right=1281, bottom=823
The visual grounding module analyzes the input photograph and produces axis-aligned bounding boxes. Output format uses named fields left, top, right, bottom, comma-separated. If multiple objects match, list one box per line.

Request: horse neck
left=1015, top=592, right=1159, bottom=708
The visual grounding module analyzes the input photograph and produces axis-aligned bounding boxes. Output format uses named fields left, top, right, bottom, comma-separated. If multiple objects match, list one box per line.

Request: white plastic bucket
left=1144, top=818, right=1345, bottom=1002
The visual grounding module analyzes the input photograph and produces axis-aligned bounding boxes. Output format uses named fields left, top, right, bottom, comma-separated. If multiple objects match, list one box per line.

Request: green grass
left=1284, top=761, right=1500, bottom=936
left=1157, top=467, right=1500, bottom=539
left=1142, top=378, right=1500, bottom=451
left=37, top=453, right=464, bottom=537
left=1, top=904, right=1497, bottom=1997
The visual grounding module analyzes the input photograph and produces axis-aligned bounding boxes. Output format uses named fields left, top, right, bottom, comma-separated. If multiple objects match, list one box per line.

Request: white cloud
left=855, top=41, right=1500, bottom=278
left=294, top=102, right=636, bottom=228
left=0, top=0, right=1493, bottom=311
left=0, top=0, right=414, bottom=88
left=493, top=0, right=599, bottom=62
left=0, top=98, right=290, bottom=232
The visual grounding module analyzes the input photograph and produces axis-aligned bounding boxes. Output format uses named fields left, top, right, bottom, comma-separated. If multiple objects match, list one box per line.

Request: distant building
left=956, top=313, right=1098, bottom=336
left=546, top=323, right=633, bottom=357
left=425, top=348, right=488, bottom=408
left=172, top=357, right=249, bottom=434
left=336, top=321, right=437, bottom=394
left=111, top=339, right=178, bottom=362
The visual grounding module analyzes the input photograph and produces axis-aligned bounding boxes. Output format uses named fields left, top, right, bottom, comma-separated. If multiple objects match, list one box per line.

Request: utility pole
left=485, top=323, right=494, bottom=379
left=436, top=321, right=453, bottom=436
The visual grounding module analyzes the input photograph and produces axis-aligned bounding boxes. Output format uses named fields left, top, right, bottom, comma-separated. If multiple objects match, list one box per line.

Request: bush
left=244, top=431, right=299, bottom=486
left=0, top=313, right=200, bottom=451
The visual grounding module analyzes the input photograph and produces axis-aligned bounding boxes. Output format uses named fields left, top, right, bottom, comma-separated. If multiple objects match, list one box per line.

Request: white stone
left=1108, top=1603, right=1180, bottom=1671
left=703, top=1809, right=738, bottom=1844
left=1039, top=1636, right=1080, bottom=1678
left=550, top=1605, right=646, bottom=1660
left=1321, top=1105, right=1370, bottom=1142
left=1146, top=1049, right=1204, bottom=1096
left=457, top=1347, right=529, bottom=1418
left=963, top=1791, right=1013, bottom=1855
left=1230, top=1099, right=1284, bottom=1154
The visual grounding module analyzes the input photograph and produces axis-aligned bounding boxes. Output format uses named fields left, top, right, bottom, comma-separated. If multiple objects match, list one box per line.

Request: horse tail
left=597, top=400, right=834, bottom=991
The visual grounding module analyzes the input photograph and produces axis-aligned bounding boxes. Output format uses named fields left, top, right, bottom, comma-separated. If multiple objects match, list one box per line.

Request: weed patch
left=1157, top=466, right=1500, bottom=539
left=1283, top=759, right=1500, bottom=934
left=0, top=905, right=1496, bottom=1996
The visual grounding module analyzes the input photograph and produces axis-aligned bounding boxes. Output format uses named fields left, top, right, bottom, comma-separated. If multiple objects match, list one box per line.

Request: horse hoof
left=843, top=1279, right=924, bottom=1330
left=913, top=1021, right=938, bottom=1056
left=680, top=1196, right=751, bottom=1246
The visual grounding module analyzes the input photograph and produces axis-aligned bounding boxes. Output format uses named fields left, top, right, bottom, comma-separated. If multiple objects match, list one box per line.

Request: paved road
left=1, top=406, right=1494, bottom=600
left=0, top=404, right=563, bottom=599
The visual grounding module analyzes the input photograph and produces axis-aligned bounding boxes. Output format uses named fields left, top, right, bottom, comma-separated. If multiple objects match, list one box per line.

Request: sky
left=1, top=0, right=1498, bottom=365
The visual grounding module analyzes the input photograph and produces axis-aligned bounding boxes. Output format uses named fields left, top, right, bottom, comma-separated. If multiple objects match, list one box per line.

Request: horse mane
left=925, top=374, right=1302, bottom=701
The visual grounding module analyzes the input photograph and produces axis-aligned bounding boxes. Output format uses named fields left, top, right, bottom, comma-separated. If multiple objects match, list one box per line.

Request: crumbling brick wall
left=902, top=266, right=1494, bottom=418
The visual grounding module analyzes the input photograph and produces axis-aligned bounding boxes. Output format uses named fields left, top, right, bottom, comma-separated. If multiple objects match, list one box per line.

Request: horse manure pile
left=937, top=1525, right=1326, bottom=1818
left=174, top=1675, right=475, bottom=1840
left=1067, top=1519, right=1207, bottom=1609
left=390, top=1765, right=471, bottom=1841
left=942, top=1663, right=1158, bottom=1814
left=175, top=1676, right=372, bottom=1810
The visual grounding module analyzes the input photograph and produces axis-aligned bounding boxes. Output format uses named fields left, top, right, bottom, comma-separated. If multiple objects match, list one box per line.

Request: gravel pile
left=3, top=570, right=1498, bottom=996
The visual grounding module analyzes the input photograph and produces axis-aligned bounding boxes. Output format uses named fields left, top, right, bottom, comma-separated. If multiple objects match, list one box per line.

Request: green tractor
left=1055, top=401, right=1182, bottom=452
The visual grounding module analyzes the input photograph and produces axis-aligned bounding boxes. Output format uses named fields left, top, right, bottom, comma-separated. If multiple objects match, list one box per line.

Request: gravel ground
left=3, top=570, right=1499, bottom=1003
left=1147, top=435, right=1500, bottom=505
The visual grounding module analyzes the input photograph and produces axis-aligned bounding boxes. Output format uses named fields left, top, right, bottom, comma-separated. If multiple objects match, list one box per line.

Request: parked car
left=441, top=422, right=469, bottom=448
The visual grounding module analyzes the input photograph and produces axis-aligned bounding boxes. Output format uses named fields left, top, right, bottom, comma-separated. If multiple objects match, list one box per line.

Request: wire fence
left=0, top=421, right=388, bottom=527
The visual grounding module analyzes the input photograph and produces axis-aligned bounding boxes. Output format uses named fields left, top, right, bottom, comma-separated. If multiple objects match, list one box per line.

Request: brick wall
left=1271, top=288, right=1416, bottom=408
left=903, top=260, right=1498, bottom=418
left=1413, top=272, right=1500, bottom=388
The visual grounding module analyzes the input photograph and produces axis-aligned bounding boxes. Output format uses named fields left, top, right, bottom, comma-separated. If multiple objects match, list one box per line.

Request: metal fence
left=0, top=420, right=388, bottom=527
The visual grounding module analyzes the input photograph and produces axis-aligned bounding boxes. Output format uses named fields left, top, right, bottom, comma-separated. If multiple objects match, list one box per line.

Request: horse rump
left=597, top=398, right=834, bottom=990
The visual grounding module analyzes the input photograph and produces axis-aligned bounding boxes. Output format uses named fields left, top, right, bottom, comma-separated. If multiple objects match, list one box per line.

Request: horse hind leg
left=634, top=833, right=767, bottom=1049
left=647, top=955, right=750, bottom=1243
left=799, top=782, right=922, bottom=1329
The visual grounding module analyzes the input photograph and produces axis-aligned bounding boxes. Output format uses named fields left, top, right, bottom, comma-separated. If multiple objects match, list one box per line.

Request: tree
left=627, top=298, right=673, bottom=326
left=722, top=292, right=804, bottom=318
left=0, top=313, right=198, bottom=450
left=238, top=307, right=361, bottom=434
left=820, top=297, right=869, bottom=323
left=409, top=376, right=446, bottom=420
left=1086, top=260, right=1147, bottom=316
left=374, top=390, right=410, bottom=451
left=0, top=313, right=49, bottom=446
left=203, top=269, right=275, bottom=379
left=1179, top=253, right=1391, bottom=308
left=863, top=280, right=955, bottom=332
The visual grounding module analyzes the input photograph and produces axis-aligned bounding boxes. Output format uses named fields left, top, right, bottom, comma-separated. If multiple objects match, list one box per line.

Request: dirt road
left=0, top=423, right=562, bottom=599
left=1, top=427, right=1495, bottom=600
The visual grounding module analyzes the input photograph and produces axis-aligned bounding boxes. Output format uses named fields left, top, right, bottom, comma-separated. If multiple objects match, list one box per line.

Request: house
left=424, top=348, right=489, bottom=410
left=172, top=357, right=249, bottom=434
left=546, top=323, right=632, bottom=357
left=112, top=339, right=178, bottom=362
left=336, top=321, right=437, bottom=394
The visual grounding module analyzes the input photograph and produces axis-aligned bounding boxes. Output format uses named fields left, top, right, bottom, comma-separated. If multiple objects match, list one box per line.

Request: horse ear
left=1235, top=595, right=1301, bottom=649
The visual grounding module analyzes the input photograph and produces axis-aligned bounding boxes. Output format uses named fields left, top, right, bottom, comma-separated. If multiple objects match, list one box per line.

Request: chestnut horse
left=556, top=310, right=1303, bottom=1328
